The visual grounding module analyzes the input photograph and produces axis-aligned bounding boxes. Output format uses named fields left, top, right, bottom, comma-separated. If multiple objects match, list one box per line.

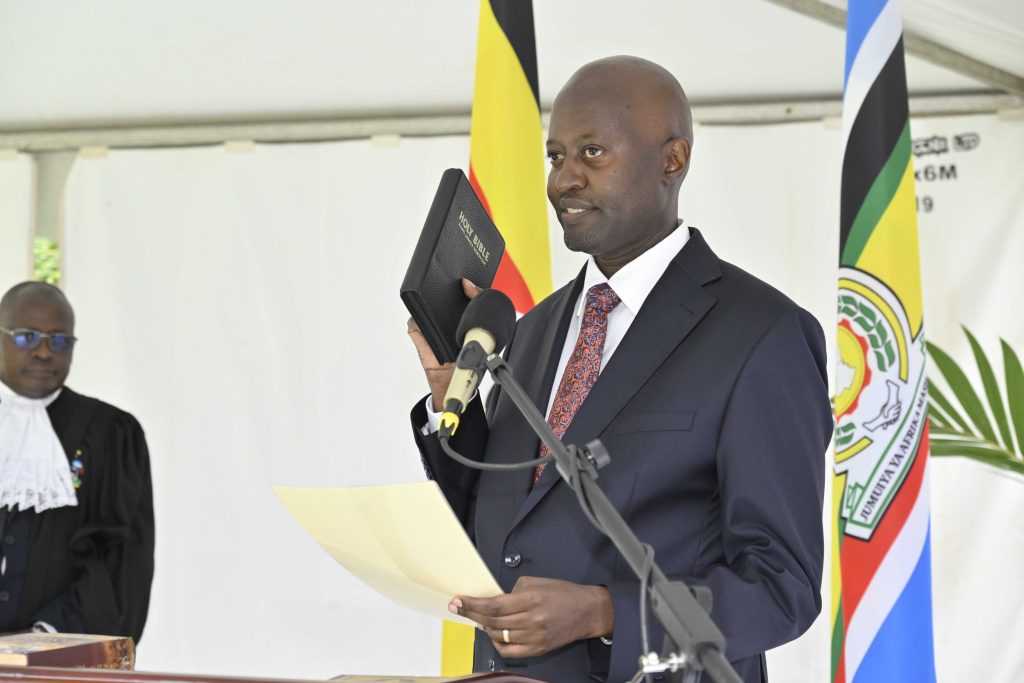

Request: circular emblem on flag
left=834, top=267, right=928, bottom=540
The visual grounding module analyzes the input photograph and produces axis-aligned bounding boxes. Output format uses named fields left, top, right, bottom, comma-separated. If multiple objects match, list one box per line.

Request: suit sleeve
left=408, top=321, right=517, bottom=532
left=410, top=395, right=489, bottom=532
left=606, top=308, right=831, bottom=675
left=32, top=414, right=154, bottom=642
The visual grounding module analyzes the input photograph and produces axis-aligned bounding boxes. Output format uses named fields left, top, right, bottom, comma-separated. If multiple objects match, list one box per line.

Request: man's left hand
left=449, top=576, right=614, bottom=658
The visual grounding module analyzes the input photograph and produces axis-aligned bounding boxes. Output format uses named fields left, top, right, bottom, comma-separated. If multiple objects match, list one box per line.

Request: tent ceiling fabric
left=1, top=0, right=1021, bottom=131
left=883, top=0, right=1024, bottom=77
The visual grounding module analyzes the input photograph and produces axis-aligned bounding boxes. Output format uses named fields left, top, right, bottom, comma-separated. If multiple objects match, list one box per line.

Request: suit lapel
left=510, top=229, right=723, bottom=527
left=493, top=269, right=585, bottom=510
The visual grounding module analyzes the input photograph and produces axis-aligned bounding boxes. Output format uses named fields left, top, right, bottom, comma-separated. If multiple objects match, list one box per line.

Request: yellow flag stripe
left=469, top=0, right=552, bottom=304
left=831, top=472, right=846, bottom=630
left=830, top=471, right=846, bottom=678
left=853, top=159, right=924, bottom=339
left=440, top=620, right=476, bottom=675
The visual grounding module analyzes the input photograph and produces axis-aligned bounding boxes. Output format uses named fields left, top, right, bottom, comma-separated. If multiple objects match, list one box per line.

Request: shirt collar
left=0, top=379, right=62, bottom=408
left=576, top=220, right=691, bottom=317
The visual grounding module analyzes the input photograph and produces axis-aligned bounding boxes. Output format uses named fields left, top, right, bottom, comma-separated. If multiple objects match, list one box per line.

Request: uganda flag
left=832, top=1, right=937, bottom=682
left=467, top=0, right=551, bottom=313
left=441, top=1, right=551, bottom=674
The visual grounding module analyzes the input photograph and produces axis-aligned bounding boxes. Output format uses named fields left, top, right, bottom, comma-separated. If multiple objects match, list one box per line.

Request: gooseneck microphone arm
left=438, top=350, right=742, bottom=683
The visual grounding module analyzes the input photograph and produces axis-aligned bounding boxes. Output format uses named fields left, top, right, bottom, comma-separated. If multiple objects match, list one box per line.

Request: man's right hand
left=406, top=278, right=483, bottom=411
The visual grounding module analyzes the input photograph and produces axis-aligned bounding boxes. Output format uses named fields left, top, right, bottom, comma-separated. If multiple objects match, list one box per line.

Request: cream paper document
left=273, top=481, right=502, bottom=626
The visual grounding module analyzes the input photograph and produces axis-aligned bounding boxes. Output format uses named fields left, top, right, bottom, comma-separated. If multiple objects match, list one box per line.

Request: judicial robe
left=11, top=386, right=154, bottom=641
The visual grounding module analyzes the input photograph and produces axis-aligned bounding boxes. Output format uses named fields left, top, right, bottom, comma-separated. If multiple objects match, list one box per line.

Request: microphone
left=439, top=289, right=516, bottom=437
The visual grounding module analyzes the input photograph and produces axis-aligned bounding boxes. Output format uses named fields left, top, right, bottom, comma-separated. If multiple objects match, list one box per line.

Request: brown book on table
left=0, top=633, right=135, bottom=670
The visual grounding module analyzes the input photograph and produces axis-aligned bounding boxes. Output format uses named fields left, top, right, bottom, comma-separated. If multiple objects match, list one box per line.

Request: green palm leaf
left=927, top=341, right=997, bottom=443
left=927, top=381, right=972, bottom=434
left=930, top=438, right=1024, bottom=477
left=927, top=328, right=1023, bottom=478
left=963, top=326, right=1014, bottom=451
left=1003, top=339, right=1024, bottom=457
left=930, top=423, right=965, bottom=437
left=928, top=406, right=950, bottom=429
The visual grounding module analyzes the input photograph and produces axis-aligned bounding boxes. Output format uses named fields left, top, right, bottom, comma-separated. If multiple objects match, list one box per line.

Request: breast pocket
left=608, top=410, right=696, bottom=435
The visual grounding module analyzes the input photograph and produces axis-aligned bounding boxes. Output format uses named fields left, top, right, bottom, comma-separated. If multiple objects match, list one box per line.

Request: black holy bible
left=401, top=169, right=506, bottom=363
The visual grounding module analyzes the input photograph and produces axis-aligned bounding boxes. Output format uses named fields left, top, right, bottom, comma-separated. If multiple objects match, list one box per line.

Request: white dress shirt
left=425, top=222, right=689, bottom=431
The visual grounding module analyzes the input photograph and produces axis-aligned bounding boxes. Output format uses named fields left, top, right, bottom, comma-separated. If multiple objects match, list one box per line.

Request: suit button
left=504, top=552, right=522, bottom=568
left=488, top=658, right=496, bottom=671
left=3, top=535, right=13, bottom=545
left=0, top=591, right=9, bottom=602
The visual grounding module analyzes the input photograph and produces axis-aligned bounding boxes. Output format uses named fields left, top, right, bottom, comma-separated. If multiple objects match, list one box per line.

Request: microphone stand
left=477, top=353, right=741, bottom=683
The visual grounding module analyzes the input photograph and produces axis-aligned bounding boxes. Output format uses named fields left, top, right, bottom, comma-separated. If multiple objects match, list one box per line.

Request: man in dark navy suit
left=408, top=56, right=832, bottom=682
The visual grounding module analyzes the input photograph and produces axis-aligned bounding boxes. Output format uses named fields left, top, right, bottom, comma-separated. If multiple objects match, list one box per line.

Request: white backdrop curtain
left=54, top=114, right=1023, bottom=681
left=0, top=154, right=33, bottom=289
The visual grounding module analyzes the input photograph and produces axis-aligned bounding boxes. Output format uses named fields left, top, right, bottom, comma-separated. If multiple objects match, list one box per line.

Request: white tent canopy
left=1, top=0, right=1022, bottom=148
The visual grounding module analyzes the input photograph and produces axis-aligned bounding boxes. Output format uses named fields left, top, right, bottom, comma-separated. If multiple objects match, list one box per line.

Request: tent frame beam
left=0, top=93, right=1019, bottom=153
left=763, top=0, right=1024, bottom=97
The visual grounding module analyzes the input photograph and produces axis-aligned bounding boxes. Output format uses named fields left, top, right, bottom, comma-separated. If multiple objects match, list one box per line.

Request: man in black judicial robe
left=0, top=282, right=153, bottom=642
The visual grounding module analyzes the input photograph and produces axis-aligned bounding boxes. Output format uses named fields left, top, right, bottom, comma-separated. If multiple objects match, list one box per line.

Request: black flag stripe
left=840, top=37, right=910, bottom=253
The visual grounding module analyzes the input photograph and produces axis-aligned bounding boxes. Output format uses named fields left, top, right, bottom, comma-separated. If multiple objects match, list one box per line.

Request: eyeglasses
left=0, top=327, right=77, bottom=353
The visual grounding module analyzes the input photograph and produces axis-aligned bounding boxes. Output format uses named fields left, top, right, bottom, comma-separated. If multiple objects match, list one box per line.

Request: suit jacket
left=412, top=228, right=832, bottom=682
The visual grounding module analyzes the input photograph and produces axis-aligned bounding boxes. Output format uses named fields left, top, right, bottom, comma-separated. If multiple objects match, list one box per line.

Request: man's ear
left=664, top=137, right=692, bottom=183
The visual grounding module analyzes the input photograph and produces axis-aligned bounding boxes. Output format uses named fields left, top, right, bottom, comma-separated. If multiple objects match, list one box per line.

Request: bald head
left=0, top=281, right=75, bottom=329
left=558, top=56, right=693, bottom=147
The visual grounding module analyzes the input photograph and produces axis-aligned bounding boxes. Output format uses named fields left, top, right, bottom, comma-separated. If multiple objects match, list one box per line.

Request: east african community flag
left=832, top=1, right=937, bottom=682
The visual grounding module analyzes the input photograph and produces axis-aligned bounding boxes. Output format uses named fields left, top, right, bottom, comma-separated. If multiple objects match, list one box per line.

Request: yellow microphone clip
left=439, top=411, right=461, bottom=437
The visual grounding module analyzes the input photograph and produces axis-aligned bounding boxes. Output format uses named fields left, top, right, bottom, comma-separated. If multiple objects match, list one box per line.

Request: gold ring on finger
left=502, top=628, right=510, bottom=644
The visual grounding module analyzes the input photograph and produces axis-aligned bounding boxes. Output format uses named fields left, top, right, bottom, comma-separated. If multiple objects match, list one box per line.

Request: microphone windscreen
left=456, top=289, right=516, bottom=352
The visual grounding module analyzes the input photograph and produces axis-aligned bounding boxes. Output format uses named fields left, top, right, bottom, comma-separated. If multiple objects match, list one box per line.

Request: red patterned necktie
left=535, top=283, right=621, bottom=483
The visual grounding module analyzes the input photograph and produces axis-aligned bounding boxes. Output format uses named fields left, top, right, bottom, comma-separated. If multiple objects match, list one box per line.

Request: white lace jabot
left=0, top=381, right=78, bottom=512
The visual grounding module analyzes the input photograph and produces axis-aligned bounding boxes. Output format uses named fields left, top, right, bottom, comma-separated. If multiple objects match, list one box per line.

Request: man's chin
left=16, top=376, right=64, bottom=399
left=562, top=229, right=602, bottom=256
